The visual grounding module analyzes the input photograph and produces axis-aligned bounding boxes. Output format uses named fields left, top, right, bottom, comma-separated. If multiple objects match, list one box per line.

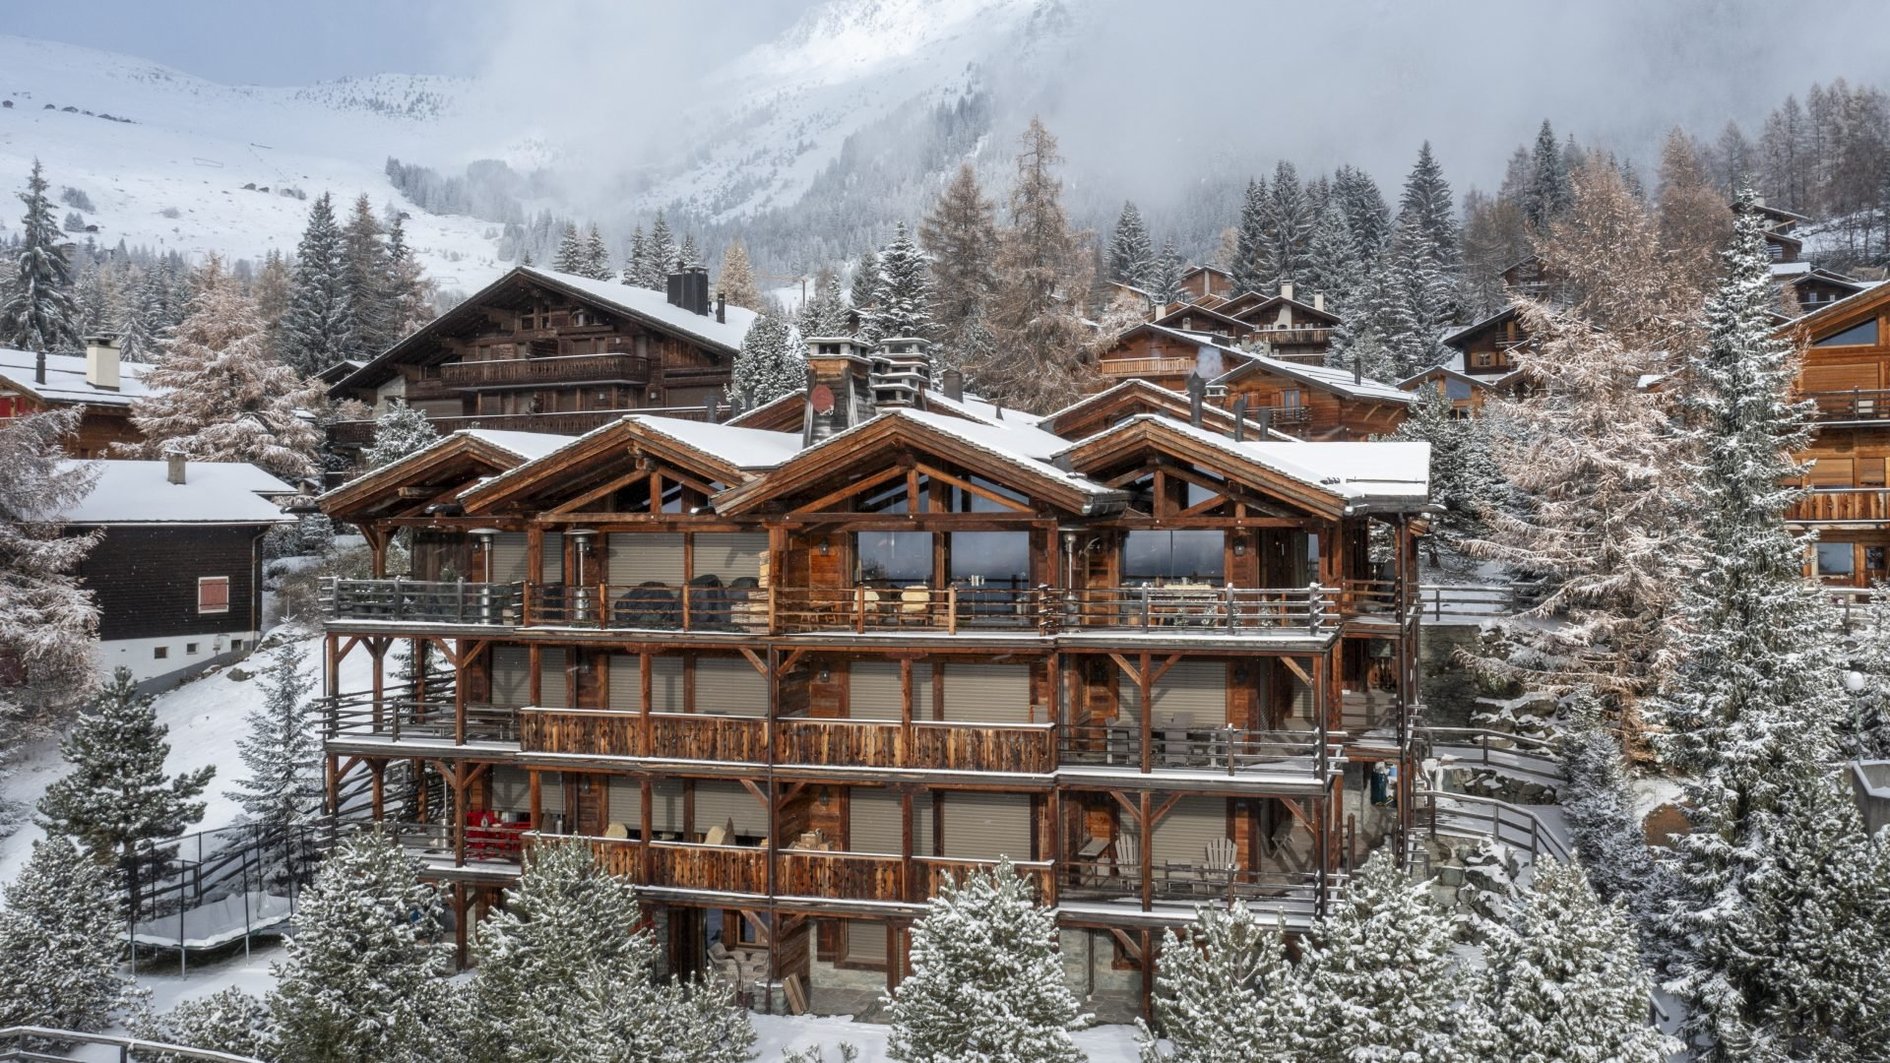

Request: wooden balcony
left=1099, top=356, right=1196, bottom=378
left=774, top=585, right=1043, bottom=636
left=1058, top=726, right=1333, bottom=790
left=774, top=717, right=901, bottom=767
left=773, top=717, right=1052, bottom=774
left=519, top=707, right=639, bottom=757
left=1254, top=326, right=1333, bottom=347
left=777, top=850, right=903, bottom=900
left=524, top=582, right=769, bottom=634
left=1805, top=389, right=1890, bottom=423
left=1789, top=488, right=1890, bottom=523
left=1058, top=585, right=1332, bottom=635
left=650, top=713, right=766, bottom=762
left=323, top=578, right=520, bottom=627
left=325, top=694, right=518, bottom=748
left=647, top=840, right=767, bottom=894
left=519, top=709, right=767, bottom=761
left=440, top=352, right=651, bottom=390
left=913, top=857, right=1053, bottom=901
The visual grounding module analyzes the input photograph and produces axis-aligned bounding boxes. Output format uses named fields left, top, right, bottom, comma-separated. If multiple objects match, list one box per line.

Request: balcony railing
left=777, top=849, right=903, bottom=900
left=1059, top=725, right=1328, bottom=775
left=651, top=712, right=767, bottom=762
left=773, top=585, right=1043, bottom=635
left=1788, top=487, right=1890, bottom=523
left=519, top=708, right=768, bottom=761
left=524, top=582, right=769, bottom=633
left=646, top=840, right=768, bottom=894
left=1098, top=356, right=1197, bottom=378
left=1059, top=585, right=1331, bottom=634
left=772, top=717, right=1053, bottom=773
left=1806, top=388, right=1890, bottom=423
left=323, top=578, right=520, bottom=626
left=325, top=693, right=518, bottom=745
left=774, top=717, right=901, bottom=767
left=1062, top=860, right=1323, bottom=909
left=520, top=707, right=640, bottom=757
left=440, top=352, right=651, bottom=390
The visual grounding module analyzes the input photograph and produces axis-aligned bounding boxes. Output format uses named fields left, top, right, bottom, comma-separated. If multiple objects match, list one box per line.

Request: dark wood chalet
left=1443, top=304, right=1534, bottom=378
left=325, top=266, right=757, bottom=467
left=1397, top=365, right=1511, bottom=416
left=0, top=338, right=153, bottom=457
left=1176, top=265, right=1236, bottom=306
left=1207, top=345, right=1413, bottom=441
left=314, top=343, right=1431, bottom=1021
left=1207, top=284, right=1340, bottom=364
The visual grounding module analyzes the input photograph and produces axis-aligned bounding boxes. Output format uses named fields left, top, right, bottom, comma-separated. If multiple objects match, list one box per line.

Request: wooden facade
left=319, top=398, right=1428, bottom=1017
left=1781, top=283, right=1890, bottom=585
left=0, top=340, right=148, bottom=457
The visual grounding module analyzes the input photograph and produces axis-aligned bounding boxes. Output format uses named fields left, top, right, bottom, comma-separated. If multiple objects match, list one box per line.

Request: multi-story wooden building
left=1783, top=281, right=1890, bottom=585
left=324, top=265, right=756, bottom=467
left=315, top=341, right=1430, bottom=1019
left=0, top=337, right=153, bottom=457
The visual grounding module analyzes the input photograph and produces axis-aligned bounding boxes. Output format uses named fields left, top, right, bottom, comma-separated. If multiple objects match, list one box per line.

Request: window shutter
left=692, top=780, right=764, bottom=836
left=848, top=661, right=902, bottom=721
left=938, top=663, right=1031, bottom=723
left=848, top=788, right=903, bottom=854
left=693, top=532, right=766, bottom=581
left=491, top=533, right=529, bottom=584
left=694, top=656, right=767, bottom=717
left=938, top=792, right=1032, bottom=861
left=608, top=532, right=685, bottom=585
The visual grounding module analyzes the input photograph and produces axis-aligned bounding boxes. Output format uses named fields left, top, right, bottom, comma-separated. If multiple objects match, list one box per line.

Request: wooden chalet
left=1442, top=304, right=1534, bottom=379
left=313, top=341, right=1431, bottom=1021
left=324, top=265, right=757, bottom=467
left=0, top=337, right=154, bottom=457
left=1207, top=344, right=1413, bottom=441
left=1396, top=365, right=1508, bottom=416
left=1206, top=283, right=1340, bottom=364
left=1176, top=265, right=1236, bottom=306
left=1037, top=379, right=1280, bottom=442
left=1090, top=324, right=1251, bottom=393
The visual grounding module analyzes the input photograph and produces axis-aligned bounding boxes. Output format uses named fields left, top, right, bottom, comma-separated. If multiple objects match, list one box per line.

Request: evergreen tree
left=1138, top=902, right=1315, bottom=1062
left=269, top=829, right=455, bottom=1063
left=580, top=223, right=612, bottom=280
left=678, top=233, right=702, bottom=272
left=37, top=667, right=214, bottom=863
left=1522, top=119, right=1572, bottom=231
left=1232, top=176, right=1269, bottom=294
left=1109, top=200, right=1155, bottom=289
left=1, top=159, right=80, bottom=354
left=363, top=400, right=440, bottom=470
left=384, top=218, right=435, bottom=337
left=797, top=269, right=851, bottom=339
left=553, top=222, right=586, bottom=274
left=984, top=117, right=1095, bottom=411
left=849, top=248, right=881, bottom=341
left=1258, top=160, right=1312, bottom=292
left=1558, top=693, right=1663, bottom=933
left=1389, top=381, right=1502, bottom=556
left=1843, top=582, right=1890, bottom=759
left=729, top=313, right=802, bottom=408
left=282, top=193, right=358, bottom=377
left=648, top=214, right=678, bottom=284
left=920, top=163, right=1000, bottom=378
left=717, top=240, right=762, bottom=310
left=1332, top=164, right=1391, bottom=257
left=138, top=988, right=274, bottom=1063
left=0, top=407, right=100, bottom=717
left=129, top=257, right=324, bottom=482
left=1385, top=142, right=1462, bottom=371
left=341, top=194, right=392, bottom=356
left=1148, top=240, right=1183, bottom=304
left=1303, top=201, right=1363, bottom=316
left=622, top=226, right=652, bottom=289
left=229, top=637, right=320, bottom=838
left=886, top=860, right=1087, bottom=1063
left=114, top=269, right=160, bottom=364
left=0, top=837, right=128, bottom=1033
left=867, top=222, right=933, bottom=343
left=1483, top=859, right=1675, bottom=1061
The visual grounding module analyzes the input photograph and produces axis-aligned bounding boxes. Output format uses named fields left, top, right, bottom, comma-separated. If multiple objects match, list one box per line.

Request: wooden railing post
left=946, top=586, right=958, bottom=635
left=855, top=586, right=867, bottom=634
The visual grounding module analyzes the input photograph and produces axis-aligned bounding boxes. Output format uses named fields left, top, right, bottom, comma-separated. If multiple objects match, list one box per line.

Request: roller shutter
left=608, top=654, right=640, bottom=712
left=541, top=532, right=564, bottom=583
left=490, top=766, right=530, bottom=814
left=848, top=788, right=903, bottom=855
left=538, top=771, right=565, bottom=815
left=1122, top=661, right=1225, bottom=729
left=1150, top=796, right=1227, bottom=868
left=608, top=532, right=685, bottom=585
left=693, top=532, right=766, bottom=581
left=913, top=792, right=935, bottom=856
left=845, top=921, right=888, bottom=965
left=693, top=780, right=764, bottom=836
left=646, top=656, right=684, bottom=712
left=540, top=648, right=570, bottom=708
left=608, top=777, right=641, bottom=828
left=695, top=656, right=766, bottom=717
left=649, top=779, right=684, bottom=834
left=491, top=646, right=530, bottom=707
left=939, top=663, right=1031, bottom=723
left=848, top=661, right=902, bottom=721
left=938, top=793, right=1032, bottom=861
left=491, top=533, right=529, bottom=584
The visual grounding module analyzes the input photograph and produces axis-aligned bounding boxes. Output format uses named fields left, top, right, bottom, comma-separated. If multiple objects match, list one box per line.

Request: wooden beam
left=790, top=465, right=906, bottom=516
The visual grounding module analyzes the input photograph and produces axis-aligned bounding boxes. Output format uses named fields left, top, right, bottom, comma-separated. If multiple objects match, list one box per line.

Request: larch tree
left=251, top=249, right=294, bottom=363
left=920, top=163, right=1000, bottom=379
left=729, top=312, right=802, bottom=409
left=282, top=192, right=358, bottom=377
left=37, top=666, right=215, bottom=865
left=983, top=117, right=1095, bottom=412
left=129, top=258, right=324, bottom=482
left=1109, top=200, right=1155, bottom=289
left=269, top=829, right=456, bottom=1063
left=0, top=406, right=100, bottom=724
left=0, top=837, right=129, bottom=1033
left=1483, top=858, right=1675, bottom=1062
left=363, top=400, right=439, bottom=470
left=868, top=222, right=933, bottom=344
left=1656, top=128, right=1734, bottom=296
left=1138, top=902, right=1316, bottom=1062
left=717, top=239, right=762, bottom=310
left=886, top=860, right=1088, bottom=1063
left=229, top=637, right=321, bottom=839
left=1, top=158, right=81, bottom=355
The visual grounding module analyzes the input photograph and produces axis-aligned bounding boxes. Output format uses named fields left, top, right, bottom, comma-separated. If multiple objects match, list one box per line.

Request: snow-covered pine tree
left=1258, top=160, right=1312, bottom=292
left=129, top=257, right=324, bottom=482
left=1328, top=262, right=1419, bottom=380
left=648, top=214, right=679, bottom=284
left=269, top=829, right=455, bottom=1063
left=850, top=248, right=881, bottom=343
left=1232, top=175, right=1269, bottom=295
left=885, top=860, right=1088, bottom=1063
left=1389, top=381, right=1502, bottom=559
left=798, top=270, right=852, bottom=340
left=868, top=222, right=933, bottom=343
left=920, top=163, right=1000, bottom=379
left=114, top=273, right=159, bottom=364
left=1483, top=858, right=1675, bottom=1062
left=1138, top=902, right=1316, bottom=1062
left=0, top=406, right=100, bottom=723
left=623, top=225, right=651, bottom=288
left=1109, top=201, right=1155, bottom=290
left=384, top=217, right=436, bottom=338
left=229, top=637, right=320, bottom=839
left=1652, top=192, right=1860, bottom=1059
left=364, top=400, right=440, bottom=470
left=281, top=192, right=358, bottom=377
left=1333, top=163, right=1391, bottom=258
left=1303, top=201, right=1362, bottom=316
left=1523, top=119, right=1572, bottom=232
left=581, top=223, right=612, bottom=280
left=36, top=666, right=215, bottom=863
left=0, top=837, right=129, bottom=1033
left=1148, top=240, right=1183, bottom=305
left=553, top=222, right=585, bottom=274
left=1384, top=143, right=1462, bottom=373
left=1301, top=850, right=1472, bottom=1061
left=678, top=233, right=702, bottom=272
left=1844, top=582, right=1890, bottom=759
left=137, top=987, right=274, bottom=1063
left=341, top=194, right=393, bottom=356
left=730, top=313, right=802, bottom=408
left=717, top=240, right=762, bottom=310
left=1, top=158, right=81, bottom=354
left=983, top=117, right=1095, bottom=412
left=1558, top=693, right=1663, bottom=933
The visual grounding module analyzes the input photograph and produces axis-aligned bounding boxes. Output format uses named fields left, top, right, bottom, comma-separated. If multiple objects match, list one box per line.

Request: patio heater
left=470, top=528, right=500, bottom=622
left=568, top=529, right=597, bottom=624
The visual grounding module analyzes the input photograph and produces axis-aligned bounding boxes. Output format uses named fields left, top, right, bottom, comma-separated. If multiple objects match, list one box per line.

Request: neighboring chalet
left=1442, top=304, right=1532, bottom=380
left=325, top=265, right=757, bottom=468
left=64, top=456, right=293, bottom=689
left=1208, top=345, right=1413, bottom=440
left=1397, top=365, right=1508, bottom=416
left=1205, top=283, right=1341, bottom=364
left=1175, top=264, right=1236, bottom=305
left=0, top=337, right=153, bottom=457
left=1092, top=324, right=1246, bottom=393
left=313, top=338, right=1430, bottom=1020
left=1096, top=285, right=1342, bottom=390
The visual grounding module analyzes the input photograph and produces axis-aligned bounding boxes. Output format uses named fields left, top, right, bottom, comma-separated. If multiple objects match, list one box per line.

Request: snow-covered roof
left=1205, top=340, right=1412, bottom=405
left=58, top=460, right=293, bottom=525
left=1396, top=365, right=1495, bottom=390
left=514, top=266, right=759, bottom=353
left=1442, top=304, right=1523, bottom=349
left=1770, top=260, right=1813, bottom=277
left=627, top=415, right=802, bottom=470
left=0, top=347, right=159, bottom=407
left=452, top=429, right=578, bottom=462
left=922, top=388, right=1047, bottom=428
left=898, top=406, right=1075, bottom=465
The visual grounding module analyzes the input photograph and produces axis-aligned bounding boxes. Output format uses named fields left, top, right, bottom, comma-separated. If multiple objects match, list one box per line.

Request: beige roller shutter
left=694, top=656, right=766, bottom=717
left=650, top=656, right=684, bottom=712
left=1150, top=796, right=1227, bottom=868
left=608, top=532, right=685, bottom=585
left=939, top=663, right=1031, bottom=723
left=608, top=776, right=641, bottom=828
left=491, top=766, right=530, bottom=813
left=848, top=788, right=904, bottom=854
left=608, top=654, right=641, bottom=712
left=538, top=771, right=565, bottom=815
left=1124, top=660, right=1225, bottom=729
left=541, top=532, right=565, bottom=583
left=938, top=792, right=1032, bottom=862
left=540, top=647, right=570, bottom=708
left=491, top=533, right=529, bottom=584
left=693, top=780, right=764, bottom=836
left=848, top=660, right=902, bottom=721
left=491, top=646, right=530, bottom=707
left=649, top=779, right=684, bottom=834
left=913, top=792, right=935, bottom=856
left=845, top=921, right=888, bottom=965
left=693, top=532, right=766, bottom=581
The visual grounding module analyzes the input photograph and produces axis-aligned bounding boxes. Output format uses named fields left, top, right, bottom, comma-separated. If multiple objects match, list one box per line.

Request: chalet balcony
left=1057, top=725, right=1335, bottom=790
left=518, top=708, right=768, bottom=762
left=651, top=713, right=766, bottom=762
left=1057, top=585, right=1333, bottom=637
left=776, top=849, right=1054, bottom=904
left=1806, top=389, right=1890, bottom=423
left=522, top=582, right=770, bottom=634
left=323, top=578, right=520, bottom=627
left=1099, top=356, right=1196, bottom=378
left=1253, top=326, right=1333, bottom=348
left=1788, top=487, right=1890, bottom=523
left=440, top=352, right=652, bottom=390
left=324, top=693, right=519, bottom=748
left=647, top=840, right=768, bottom=895
left=772, top=716, right=1056, bottom=774
left=773, top=585, right=1044, bottom=636
left=519, top=707, right=640, bottom=757
left=1060, top=860, right=1323, bottom=916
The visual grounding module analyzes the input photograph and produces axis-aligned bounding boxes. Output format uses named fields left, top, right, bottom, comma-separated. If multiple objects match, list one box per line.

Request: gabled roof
left=1220, top=292, right=1342, bottom=327
left=1204, top=338, right=1413, bottom=405
left=712, top=407, right=1125, bottom=517
left=328, top=265, right=760, bottom=395
left=1037, top=379, right=1290, bottom=441
left=725, top=386, right=1046, bottom=434
left=1179, top=264, right=1234, bottom=283
left=1777, top=278, right=1890, bottom=345
left=1397, top=365, right=1498, bottom=391
left=318, top=429, right=572, bottom=521
left=1443, top=303, right=1525, bottom=349
left=0, top=347, right=158, bottom=408
left=1150, top=302, right=1250, bottom=333
left=59, top=460, right=292, bottom=526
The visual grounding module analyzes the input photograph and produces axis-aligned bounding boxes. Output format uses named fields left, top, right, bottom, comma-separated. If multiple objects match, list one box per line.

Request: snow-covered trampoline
left=132, top=890, right=297, bottom=951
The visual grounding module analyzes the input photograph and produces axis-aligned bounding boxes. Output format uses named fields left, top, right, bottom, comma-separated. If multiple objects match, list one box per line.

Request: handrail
left=1061, top=584, right=1332, bottom=633
left=0, top=1026, right=265, bottom=1062
left=1416, top=789, right=1571, bottom=863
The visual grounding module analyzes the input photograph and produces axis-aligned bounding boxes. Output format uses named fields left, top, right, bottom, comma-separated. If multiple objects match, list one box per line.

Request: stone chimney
left=801, top=337, right=875, bottom=446
left=1312, top=292, right=1325, bottom=314
left=166, top=451, right=187, bottom=485
left=85, top=334, right=120, bottom=390
left=871, top=337, right=931, bottom=408
left=941, top=368, right=964, bottom=402
left=1280, top=281, right=1294, bottom=303
left=715, top=291, right=727, bottom=324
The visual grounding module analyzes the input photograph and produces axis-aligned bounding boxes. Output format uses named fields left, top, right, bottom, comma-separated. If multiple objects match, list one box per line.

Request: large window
left=948, top=532, right=1029, bottom=587
left=1814, top=319, right=1879, bottom=348
left=857, top=531, right=932, bottom=583
left=1816, top=542, right=1856, bottom=578
left=1123, top=530, right=1224, bottom=582
left=197, top=576, right=231, bottom=615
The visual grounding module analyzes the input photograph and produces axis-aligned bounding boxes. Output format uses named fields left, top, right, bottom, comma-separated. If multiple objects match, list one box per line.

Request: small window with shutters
left=1860, top=457, right=1887, bottom=488
left=197, top=577, right=230, bottom=614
